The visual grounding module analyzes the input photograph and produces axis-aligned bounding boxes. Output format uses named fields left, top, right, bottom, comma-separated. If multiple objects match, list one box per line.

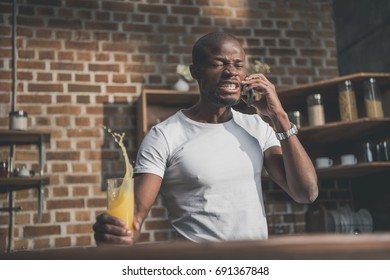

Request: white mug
left=315, top=157, right=333, bottom=168
left=340, top=154, right=357, bottom=165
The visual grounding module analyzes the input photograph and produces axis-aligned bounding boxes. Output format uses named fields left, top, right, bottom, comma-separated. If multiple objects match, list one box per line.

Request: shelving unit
left=136, top=72, right=390, bottom=232
left=0, top=129, right=51, bottom=252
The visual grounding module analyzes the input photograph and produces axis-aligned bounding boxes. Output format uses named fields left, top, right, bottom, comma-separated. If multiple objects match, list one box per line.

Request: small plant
left=247, top=59, right=270, bottom=75
left=176, top=64, right=193, bottom=82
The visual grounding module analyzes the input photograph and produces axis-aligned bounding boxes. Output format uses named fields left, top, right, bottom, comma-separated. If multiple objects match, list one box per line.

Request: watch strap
left=275, top=122, right=298, bottom=140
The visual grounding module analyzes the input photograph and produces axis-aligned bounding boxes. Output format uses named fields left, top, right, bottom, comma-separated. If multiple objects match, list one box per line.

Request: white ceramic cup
left=340, top=154, right=357, bottom=165
left=315, top=157, right=333, bottom=168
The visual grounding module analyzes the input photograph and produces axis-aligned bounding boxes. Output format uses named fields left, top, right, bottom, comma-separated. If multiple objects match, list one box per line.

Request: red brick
left=50, top=62, right=84, bottom=71
left=26, top=39, right=61, bottom=49
left=48, top=19, right=81, bottom=30
left=17, top=16, right=44, bottom=27
left=65, top=41, right=98, bottom=51
left=55, top=212, right=70, bottom=222
left=87, top=198, right=106, bottom=208
left=17, top=61, right=45, bottom=70
left=75, top=74, right=90, bottom=82
left=54, top=141, right=70, bottom=150
left=122, top=23, right=153, bottom=33
left=301, top=49, right=328, bottom=56
left=55, top=237, right=71, bottom=248
left=47, top=105, right=81, bottom=114
left=102, top=1, right=133, bottom=11
left=64, top=175, right=99, bottom=184
left=73, top=186, right=89, bottom=196
left=66, top=223, right=93, bottom=234
left=106, top=85, right=136, bottom=93
left=76, top=140, right=92, bottom=149
left=58, top=51, right=74, bottom=61
left=77, top=52, right=92, bottom=61
left=76, top=235, right=91, bottom=246
left=57, top=73, right=72, bottom=81
left=53, top=186, right=69, bottom=197
left=67, top=84, right=101, bottom=93
left=46, top=151, right=80, bottom=160
left=67, top=128, right=100, bottom=138
left=33, top=238, right=50, bottom=249
left=138, top=4, right=168, bottom=14
left=144, top=220, right=171, bottom=230
left=75, top=211, right=91, bottom=221
left=28, top=83, right=63, bottom=92
left=52, top=163, right=68, bottom=173
left=24, top=225, right=61, bottom=237
left=55, top=116, right=71, bottom=126
left=46, top=199, right=85, bottom=210
left=85, top=22, right=118, bottom=31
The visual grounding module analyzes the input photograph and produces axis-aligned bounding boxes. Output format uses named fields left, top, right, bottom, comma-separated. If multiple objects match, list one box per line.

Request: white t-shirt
left=134, top=109, right=280, bottom=242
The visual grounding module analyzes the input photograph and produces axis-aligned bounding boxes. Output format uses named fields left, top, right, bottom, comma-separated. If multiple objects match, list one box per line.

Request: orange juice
left=107, top=177, right=134, bottom=230
left=104, top=126, right=134, bottom=230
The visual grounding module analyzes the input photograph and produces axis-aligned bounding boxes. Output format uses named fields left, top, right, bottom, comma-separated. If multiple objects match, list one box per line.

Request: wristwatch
left=275, top=122, right=298, bottom=140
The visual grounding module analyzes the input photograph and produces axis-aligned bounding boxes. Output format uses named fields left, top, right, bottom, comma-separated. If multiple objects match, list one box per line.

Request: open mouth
left=219, top=81, right=240, bottom=93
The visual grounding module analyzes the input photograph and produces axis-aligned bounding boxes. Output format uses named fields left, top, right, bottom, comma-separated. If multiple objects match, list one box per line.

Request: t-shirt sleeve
left=262, top=121, right=281, bottom=151
left=134, top=126, right=168, bottom=178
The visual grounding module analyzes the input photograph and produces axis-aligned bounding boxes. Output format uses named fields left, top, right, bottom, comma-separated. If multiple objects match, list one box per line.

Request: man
left=93, top=32, right=318, bottom=245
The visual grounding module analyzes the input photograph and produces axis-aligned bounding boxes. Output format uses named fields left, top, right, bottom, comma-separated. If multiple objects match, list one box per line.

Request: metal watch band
left=275, top=122, right=298, bottom=140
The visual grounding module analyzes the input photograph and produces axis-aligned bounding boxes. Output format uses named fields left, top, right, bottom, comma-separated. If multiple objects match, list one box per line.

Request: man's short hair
left=192, top=32, right=240, bottom=66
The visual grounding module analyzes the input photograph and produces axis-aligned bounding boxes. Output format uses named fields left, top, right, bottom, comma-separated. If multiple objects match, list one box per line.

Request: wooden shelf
left=262, top=162, right=390, bottom=181
left=315, top=162, right=390, bottom=179
left=0, top=176, right=50, bottom=193
left=0, top=129, right=51, bottom=145
left=297, top=117, right=390, bottom=144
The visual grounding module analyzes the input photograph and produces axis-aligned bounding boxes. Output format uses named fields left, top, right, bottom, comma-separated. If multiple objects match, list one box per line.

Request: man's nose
left=222, top=64, right=239, bottom=76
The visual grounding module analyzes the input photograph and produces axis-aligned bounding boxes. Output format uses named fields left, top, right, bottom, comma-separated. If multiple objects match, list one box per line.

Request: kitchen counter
left=2, top=233, right=390, bottom=260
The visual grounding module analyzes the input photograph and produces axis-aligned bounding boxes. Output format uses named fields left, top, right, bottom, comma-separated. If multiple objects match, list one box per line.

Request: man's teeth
left=221, top=84, right=237, bottom=89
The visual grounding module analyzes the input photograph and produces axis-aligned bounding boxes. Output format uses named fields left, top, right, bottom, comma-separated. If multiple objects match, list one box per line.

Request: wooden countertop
left=3, top=233, right=390, bottom=260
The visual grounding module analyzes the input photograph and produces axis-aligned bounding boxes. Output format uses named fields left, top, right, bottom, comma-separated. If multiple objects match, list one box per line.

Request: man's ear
left=189, top=64, right=200, bottom=80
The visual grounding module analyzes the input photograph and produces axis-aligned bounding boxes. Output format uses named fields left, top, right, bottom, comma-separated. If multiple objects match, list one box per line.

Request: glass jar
left=307, top=93, right=325, bottom=126
left=288, top=111, right=303, bottom=128
left=364, top=78, right=384, bottom=118
left=338, top=80, right=358, bottom=121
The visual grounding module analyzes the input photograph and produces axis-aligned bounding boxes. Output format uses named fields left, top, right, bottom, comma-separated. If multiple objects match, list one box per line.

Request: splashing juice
left=104, top=127, right=134, bottom=230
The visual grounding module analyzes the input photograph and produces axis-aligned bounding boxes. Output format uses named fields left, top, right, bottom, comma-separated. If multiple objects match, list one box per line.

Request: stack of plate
left=326, top=206, right=373, bottom=233
left=357, top=208, right=373, bottom=233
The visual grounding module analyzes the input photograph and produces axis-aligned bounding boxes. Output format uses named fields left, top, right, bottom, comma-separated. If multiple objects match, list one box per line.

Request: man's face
left=193, top=39, right=246, bottom=107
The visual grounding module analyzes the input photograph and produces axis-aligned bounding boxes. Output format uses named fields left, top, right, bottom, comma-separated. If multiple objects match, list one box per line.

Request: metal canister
left=9, top=110, right=28, bottom=130
left=0, top=161, right=8, bottom=177
left=307, top=93, right=325, bottom=126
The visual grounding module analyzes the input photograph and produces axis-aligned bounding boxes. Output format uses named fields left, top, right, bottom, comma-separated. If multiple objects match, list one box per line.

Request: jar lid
left=9, top=110, right=28, bottom=117
left=288, top=111, right=301, bottom=117
left=307, top=93, right=322, bottom=105
left=344, top=80, right=352, bottom=86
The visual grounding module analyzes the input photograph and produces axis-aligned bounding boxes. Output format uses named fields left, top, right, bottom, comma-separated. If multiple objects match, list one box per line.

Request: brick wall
left=0, top=0, right=340, bottom=252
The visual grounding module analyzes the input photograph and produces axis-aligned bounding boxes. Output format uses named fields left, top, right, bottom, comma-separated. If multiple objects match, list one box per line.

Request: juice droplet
left=102, top=126, right=133, bottom=179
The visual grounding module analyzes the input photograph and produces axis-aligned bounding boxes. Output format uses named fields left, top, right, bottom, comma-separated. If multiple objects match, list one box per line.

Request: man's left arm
left=243, top=74, right=318, bottom=203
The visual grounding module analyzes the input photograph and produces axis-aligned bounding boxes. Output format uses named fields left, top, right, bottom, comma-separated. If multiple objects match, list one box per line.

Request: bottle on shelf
left=338, top=80, right=358, bottom=121
left=364, top=78, right=384, bottom=118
